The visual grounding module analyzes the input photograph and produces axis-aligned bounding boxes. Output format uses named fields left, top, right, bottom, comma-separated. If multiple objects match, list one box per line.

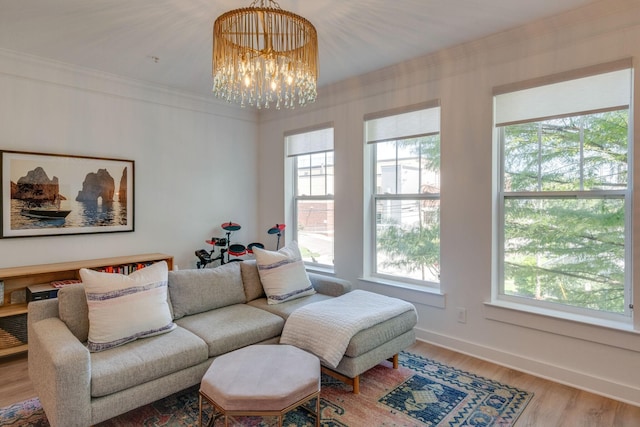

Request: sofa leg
left=352, top=375, right=360, bottom=394
left=321, top=354, right=400, bottom=394
left=321, top=367, right=360, bottom=394
left=389, top=353, right=398, bottom=369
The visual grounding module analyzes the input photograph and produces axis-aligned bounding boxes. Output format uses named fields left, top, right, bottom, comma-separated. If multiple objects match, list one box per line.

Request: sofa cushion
left=247, top=293, right=335, bottom=320
left=253, top=241, right=315, bottom=305
left=175, top=304, right=284, bottom=357
left=58, top=284, right=89, bottom=342
left=80, top=261, right=176, bottom=352
left=240, top=260, right=265, bottom=301
left=90, top=326, right=208, bottom=397
left=168, top=262, right=246, bottom=319
left=344, top=309, right=418, bottom=357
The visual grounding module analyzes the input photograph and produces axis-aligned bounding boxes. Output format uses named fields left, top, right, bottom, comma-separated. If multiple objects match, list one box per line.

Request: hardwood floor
left=1, top=341, right=639, bottom=425
left=409, top=341, right=640, bottom=427
left=0, top=351, right=33, bottom=408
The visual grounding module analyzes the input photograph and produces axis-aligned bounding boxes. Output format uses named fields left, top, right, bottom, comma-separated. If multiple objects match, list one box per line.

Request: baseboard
left=414, top=327, right=640, bottom=408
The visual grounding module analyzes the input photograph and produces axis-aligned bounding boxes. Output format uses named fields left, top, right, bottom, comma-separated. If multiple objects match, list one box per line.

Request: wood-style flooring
left=1, top=340, right=639, bottom=426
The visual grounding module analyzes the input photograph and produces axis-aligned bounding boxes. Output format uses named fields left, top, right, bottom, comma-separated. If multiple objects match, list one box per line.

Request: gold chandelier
left=212, top=0, right=318, bottom=109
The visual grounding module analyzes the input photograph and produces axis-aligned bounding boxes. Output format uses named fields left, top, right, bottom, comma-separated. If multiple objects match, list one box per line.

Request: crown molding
left=0, top=47, right=256, bottom=122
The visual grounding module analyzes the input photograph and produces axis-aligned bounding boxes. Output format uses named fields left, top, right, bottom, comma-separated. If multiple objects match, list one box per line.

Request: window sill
left=484, top=300, right=640, bottom=352
left=358, top=276, right=446, bottom=308
left=305, top=265, right=335, bottom=275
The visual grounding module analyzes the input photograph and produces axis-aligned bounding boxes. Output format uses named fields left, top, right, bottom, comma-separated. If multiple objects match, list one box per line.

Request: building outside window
left=365, top=102, right=441, bottom=286
left=285, top=126, right=334, bottom=267
left=494, top=62, right=633, bottom=321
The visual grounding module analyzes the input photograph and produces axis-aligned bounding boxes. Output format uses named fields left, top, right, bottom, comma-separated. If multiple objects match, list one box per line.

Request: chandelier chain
left=249, top=0, right=282, bottom=10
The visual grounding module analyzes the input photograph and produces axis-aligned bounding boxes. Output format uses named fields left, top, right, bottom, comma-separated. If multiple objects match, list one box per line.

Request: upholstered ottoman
left=199, top=344, right=321, bottom=427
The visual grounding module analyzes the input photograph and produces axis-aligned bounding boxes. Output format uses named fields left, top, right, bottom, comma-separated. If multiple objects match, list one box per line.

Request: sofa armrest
left=308, top=273, right=352, bottom=297
left=28, top=316, right=91, bottom=427
left=27, top=298, right=59, bottom=327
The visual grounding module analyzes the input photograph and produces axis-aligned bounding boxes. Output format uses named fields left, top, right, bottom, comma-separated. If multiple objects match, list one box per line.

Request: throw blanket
left=280, top=290, right=416, bottom=368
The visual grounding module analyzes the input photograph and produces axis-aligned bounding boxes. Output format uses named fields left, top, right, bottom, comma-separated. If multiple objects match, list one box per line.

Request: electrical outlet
left=457, top=307, right=467, bottom=323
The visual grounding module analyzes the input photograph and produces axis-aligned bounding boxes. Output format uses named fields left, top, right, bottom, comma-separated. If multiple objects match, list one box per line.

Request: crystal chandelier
left=212, top=0, right=318, bottom=109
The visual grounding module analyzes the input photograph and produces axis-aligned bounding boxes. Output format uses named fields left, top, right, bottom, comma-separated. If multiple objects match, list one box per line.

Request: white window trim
left=484, top=300, right=640, bottom=352
left=359, top=275, right=446, bottom=308
left=364, top=102, right=442, bottom=289
left=285, top=124, right=335, bottom=270
left=491, top=60, right=637, bottom=333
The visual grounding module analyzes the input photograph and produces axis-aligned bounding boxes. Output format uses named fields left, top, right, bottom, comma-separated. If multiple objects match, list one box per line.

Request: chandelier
left=212, top=0, right=318, bottom=109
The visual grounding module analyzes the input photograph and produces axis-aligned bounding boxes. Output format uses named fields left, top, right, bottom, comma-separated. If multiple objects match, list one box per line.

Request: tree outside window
left=495, top=66, right=632, bottom=319
left=500, top=111, right=629, bottom=315
left=366, top=104, right=441, bottom=286
left=374, top=136, right=440, bottom=283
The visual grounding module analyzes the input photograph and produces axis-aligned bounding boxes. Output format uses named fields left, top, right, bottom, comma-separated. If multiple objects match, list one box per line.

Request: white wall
left=257, top=0, right=640, bottom=405
left=0, top=49, right=259, bottom=270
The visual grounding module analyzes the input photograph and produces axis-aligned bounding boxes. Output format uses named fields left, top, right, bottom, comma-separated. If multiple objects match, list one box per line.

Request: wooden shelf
left=0, top=253, right=173, bottom=279
left=0, top=344, right=27, bottom=358
left=0, top=303, right=28, bottom=317
left=0, top=253, right=173, bottom=358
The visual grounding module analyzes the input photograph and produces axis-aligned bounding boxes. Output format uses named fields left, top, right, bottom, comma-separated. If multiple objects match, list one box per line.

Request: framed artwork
left=1, top=150, right=134, bottom=238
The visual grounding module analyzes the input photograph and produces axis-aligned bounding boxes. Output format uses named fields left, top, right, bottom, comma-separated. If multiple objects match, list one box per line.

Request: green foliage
left=377, top=214, right=440, bottom=280
left=503, top=110, right=629, bottom=314
left=374, top=111, right=629, bottom=314
left=375, top=135, right=440, bottom=281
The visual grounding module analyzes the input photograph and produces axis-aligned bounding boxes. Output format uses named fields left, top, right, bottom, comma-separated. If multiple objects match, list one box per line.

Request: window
left=494, top=63, right=633, bottom=321
left=285, top=126, right=334, bottom=267
left=365, top=102, right=441, bottom=286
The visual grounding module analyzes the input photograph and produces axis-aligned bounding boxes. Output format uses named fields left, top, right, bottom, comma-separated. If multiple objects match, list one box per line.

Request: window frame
left=364, top=102, right=442, bottom=288
left=285, top=125, right=335, bottom=270
left=493, top=61, right=634, bottom=324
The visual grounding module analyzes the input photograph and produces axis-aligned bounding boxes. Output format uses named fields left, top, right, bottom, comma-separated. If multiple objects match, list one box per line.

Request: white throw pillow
left=80, top=261, right=176, bottom=352
left=253, top=241, right=315, bottom=305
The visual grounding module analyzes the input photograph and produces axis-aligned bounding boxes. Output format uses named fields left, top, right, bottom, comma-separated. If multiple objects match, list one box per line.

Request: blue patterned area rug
left=383, top=352, right=533, bottom=426
left=0, top=351, right=533, bottom=426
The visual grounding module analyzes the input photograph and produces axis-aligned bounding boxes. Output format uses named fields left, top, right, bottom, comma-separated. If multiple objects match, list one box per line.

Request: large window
left=494, top=63, right=633, bottom=321
left=365, top=103, right=441, bottom=286
left=285, top=127, right=334, bottom=267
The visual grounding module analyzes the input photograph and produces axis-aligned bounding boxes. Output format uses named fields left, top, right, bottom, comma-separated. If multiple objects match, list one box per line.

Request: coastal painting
left=1, top=150, right=134, bottom=238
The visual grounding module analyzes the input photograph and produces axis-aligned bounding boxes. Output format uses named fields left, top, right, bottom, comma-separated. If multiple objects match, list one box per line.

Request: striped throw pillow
left=80, top=261, right=175, bottom=352
left=253, top=241, right=315, bottom=305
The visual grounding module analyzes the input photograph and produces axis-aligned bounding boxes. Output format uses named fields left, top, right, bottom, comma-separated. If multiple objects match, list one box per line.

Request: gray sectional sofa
left=27, top=260, right=416, bottom=427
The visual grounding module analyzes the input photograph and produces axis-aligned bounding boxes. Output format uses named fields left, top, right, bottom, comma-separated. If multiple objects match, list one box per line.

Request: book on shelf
left=95, top=261, right=155, bottom=275
left=50, top=279, right=82, bottom=289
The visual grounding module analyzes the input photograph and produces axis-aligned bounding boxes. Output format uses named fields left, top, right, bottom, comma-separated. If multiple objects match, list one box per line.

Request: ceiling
left=0, top=0, right=600, bottom=97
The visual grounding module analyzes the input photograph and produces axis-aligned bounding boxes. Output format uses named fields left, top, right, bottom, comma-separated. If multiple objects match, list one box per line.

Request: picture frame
left=1, top=150, right=134, bottom=238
